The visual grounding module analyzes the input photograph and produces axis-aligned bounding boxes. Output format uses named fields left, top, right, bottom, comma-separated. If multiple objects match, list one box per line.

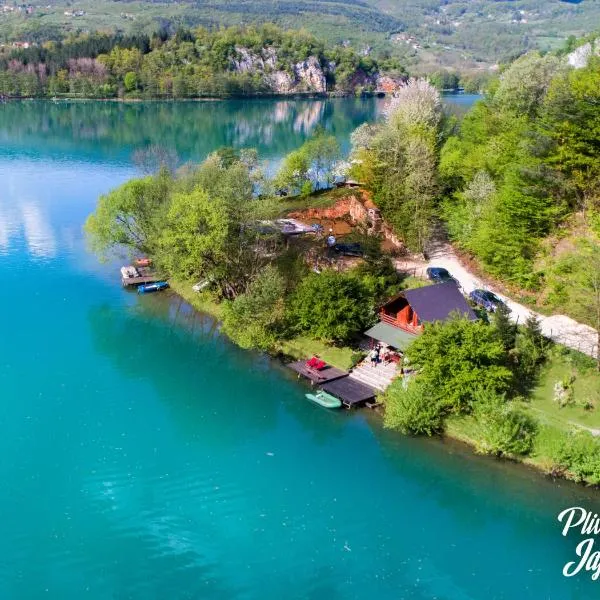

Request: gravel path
left=395, top=240, right=599, bottom=359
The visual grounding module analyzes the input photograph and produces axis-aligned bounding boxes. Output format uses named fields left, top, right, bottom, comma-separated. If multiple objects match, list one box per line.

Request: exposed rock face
left=229, top=45, right=400, bottom=95
left=375, top=74, right=406, bottom=95
left=289, top=193, right=404, bottom=250
left=567, top=41, right=600, bottom=69
left=293, top=56, right=327, bottom=93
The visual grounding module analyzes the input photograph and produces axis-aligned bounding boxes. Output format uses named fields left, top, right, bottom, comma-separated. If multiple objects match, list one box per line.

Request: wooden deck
left=121, top=266, right=160, bottom=287
left=321, top=377, right=376, bottom=409
left=122, top=275, right=161, bottom=287
left=287, top=361, right=349, bottom=386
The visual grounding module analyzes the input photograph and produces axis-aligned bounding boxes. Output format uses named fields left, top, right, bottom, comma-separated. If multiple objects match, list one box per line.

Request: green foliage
left=404, top=317, right=513, bottom=414
left=515, top=315, right=549, bottom=383
left=288, top=270, right=375, bottom=344
left=0, top=25, right=392, bottom=99
left=350, top=78, right=442, bottom=252
left=275, top=130, right=340, bottom=195
left=383, top=379, right=445, bottom=436
left=492, top=303, right=516, bottom=352
left=472, top=391, right=537, bottom=457
left=222, top=265, right=286, bottom=350
left=438, top=50, right=600, bottom=288
left=84, top=169, right=172, bottom=258
left=551, top=430, right=600, bottom=485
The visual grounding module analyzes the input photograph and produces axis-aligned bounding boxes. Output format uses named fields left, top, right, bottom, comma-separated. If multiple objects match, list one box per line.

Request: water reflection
left=0, top=99, right=380, bottom=166
left=21, top=202, right=56, bottom=258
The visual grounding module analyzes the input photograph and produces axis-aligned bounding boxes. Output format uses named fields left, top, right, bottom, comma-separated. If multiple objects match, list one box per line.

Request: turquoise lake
left=1, top=96, right=600, bottom=599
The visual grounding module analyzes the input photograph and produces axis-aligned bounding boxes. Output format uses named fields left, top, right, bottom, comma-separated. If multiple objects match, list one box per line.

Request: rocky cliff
left=230, top=46, right=403, bottom=95
left=567, top=40, right=600, bottom=69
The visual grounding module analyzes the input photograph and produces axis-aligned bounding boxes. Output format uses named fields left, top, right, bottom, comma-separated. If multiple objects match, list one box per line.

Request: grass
left=277, top=336, right=356, bottom=370
left=278, top=187, right=350, bottom=216
left=528, top=349, right=600, bottom=433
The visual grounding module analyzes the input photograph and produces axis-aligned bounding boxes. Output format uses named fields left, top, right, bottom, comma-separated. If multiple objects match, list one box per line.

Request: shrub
left=473, top=391, right=537, bottom=457
left=551, top=430, right=600, bottom=485
left=288, top=270, right=375, bottom=344
left=221, top=265, right=286, bottom=350
left=404, top=317, right=513, bottom=413
left=383, top=379, right=445, bottom=436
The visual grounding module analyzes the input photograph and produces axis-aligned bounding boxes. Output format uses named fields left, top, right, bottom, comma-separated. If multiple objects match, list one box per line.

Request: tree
left=288, top=270, right=375, bottom=344
left=84, top=169, right=173, bottom=259
left=492, top=303, right=517, bottom=351
left=158, top=187, right=230, bottom=280
left=123, top=71, right=138, bottom=93
left=222, top=265, right=286, bottom=350
left=275, top=130, right=340, bottom=195
left=404, top=317, right=513, bottom=413
left=351, top=78, right=442, bottom=252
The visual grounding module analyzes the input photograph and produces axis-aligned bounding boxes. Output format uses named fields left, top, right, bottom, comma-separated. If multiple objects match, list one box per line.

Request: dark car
left=426, top=267, right=457, bottom=285
left=334, top=243, right=364, bottom=257
left=469, top=289, right=507, bottom=312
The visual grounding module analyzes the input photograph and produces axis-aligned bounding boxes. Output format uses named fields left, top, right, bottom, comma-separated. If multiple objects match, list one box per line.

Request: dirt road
left=395, top=241, right=598, bottom=359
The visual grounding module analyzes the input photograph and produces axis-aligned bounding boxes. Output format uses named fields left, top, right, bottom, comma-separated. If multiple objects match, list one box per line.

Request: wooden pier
left=321, top=377, right=376, bottom=409
left=287, top=360, right=349, bottom=386
left=121, top=266, right=160, bottom=287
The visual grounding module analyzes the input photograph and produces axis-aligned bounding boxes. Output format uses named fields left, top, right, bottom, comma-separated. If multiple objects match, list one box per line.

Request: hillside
left=0, top=25, right=405, bottom=98
left=1, top=1, right=600, bottom=73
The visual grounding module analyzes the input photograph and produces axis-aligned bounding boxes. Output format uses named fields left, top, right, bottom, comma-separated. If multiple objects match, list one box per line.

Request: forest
left=0, top=25, right=402, bottom=98
left=1, top=0, right=599, bottom=73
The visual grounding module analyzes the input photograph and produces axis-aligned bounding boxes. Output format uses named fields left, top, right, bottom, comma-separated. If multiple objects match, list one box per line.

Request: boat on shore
left=138, top=281, right=169, bottom=294
left=305, top=390, right=342, bottom=409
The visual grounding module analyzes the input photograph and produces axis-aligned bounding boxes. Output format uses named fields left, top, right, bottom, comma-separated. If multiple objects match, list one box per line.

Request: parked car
left=469, top=289, right=507, bottom=312
left=426, top=267, right=457, bottom=285
left=333, top=243, right=364, bottom=257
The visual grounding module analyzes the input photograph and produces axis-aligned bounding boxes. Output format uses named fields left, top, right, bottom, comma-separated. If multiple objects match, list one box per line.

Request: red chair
left=306, top=357, right=326, bottom=371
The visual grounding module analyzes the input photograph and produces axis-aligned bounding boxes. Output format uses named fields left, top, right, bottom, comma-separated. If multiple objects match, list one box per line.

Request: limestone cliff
left=230, top=46, right=402, bottom=95
left=567, top=40, right=600, bottom=69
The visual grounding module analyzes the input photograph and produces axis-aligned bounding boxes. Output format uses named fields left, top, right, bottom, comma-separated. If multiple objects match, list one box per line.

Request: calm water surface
left=1, top=97, right=598, bottom=600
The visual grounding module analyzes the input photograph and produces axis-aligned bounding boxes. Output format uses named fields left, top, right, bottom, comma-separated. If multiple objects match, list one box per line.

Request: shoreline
left=167, top=279, right=595, bottom=490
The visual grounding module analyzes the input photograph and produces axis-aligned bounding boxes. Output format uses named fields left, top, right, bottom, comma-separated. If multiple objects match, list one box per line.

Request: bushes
left=404, top=317, right=513, bottom=414
left=473, top=392, right=537, bottom=457
left=221, top=266, right=286, bottom=351
left=288, top=270, right=375, bottom=344
left=551, top=430, right=600, bottom=485
left=383, top=379, right=445, bottom=436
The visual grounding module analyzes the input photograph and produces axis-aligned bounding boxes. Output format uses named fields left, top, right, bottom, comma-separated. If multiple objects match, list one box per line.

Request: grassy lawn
left=277, top=336, right=357, bottom=371
left=528, top=349, right=600, bottom=433
left=278, top=187, right=351, bottom=216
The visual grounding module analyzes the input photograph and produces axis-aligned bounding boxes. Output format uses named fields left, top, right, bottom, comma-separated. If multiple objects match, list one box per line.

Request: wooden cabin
left=379, top=282, right=477, bottom=334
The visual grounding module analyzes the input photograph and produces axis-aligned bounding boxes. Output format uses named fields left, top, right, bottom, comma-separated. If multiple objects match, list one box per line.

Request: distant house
left=380, top=282, right=477, bottom=334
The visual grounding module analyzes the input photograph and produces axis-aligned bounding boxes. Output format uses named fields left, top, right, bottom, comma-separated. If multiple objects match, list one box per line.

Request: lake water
left=1, top=96, right=599, bottom=600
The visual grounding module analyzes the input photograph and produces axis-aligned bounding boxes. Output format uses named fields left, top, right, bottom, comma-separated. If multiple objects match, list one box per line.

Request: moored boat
left=138, top=281, right=169, bottom=294
left=305, top=390, right=342, bottom=409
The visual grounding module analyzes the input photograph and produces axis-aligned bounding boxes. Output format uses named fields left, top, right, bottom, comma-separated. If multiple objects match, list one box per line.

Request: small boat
left=138, top=281, right=169, bottom=294
left=305, top=390, right=342, bottom=409
left=135, top=257, right=152, bottom=267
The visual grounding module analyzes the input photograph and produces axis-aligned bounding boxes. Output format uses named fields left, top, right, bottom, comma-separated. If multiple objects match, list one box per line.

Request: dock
left=121, top=266, right=160, bottom=287
left=287, top=360, right=349, bottom=385
left=321, top=377, right=376, bottom=409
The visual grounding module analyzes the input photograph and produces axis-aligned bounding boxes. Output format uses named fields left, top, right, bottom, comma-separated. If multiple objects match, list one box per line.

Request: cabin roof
left=364, top=321, right=417, bottom=350
left=402, top=282, right=477, bottom=324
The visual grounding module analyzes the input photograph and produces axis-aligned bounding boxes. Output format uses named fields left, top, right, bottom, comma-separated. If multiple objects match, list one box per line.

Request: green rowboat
left=305, top=391, right=342, bottom=409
